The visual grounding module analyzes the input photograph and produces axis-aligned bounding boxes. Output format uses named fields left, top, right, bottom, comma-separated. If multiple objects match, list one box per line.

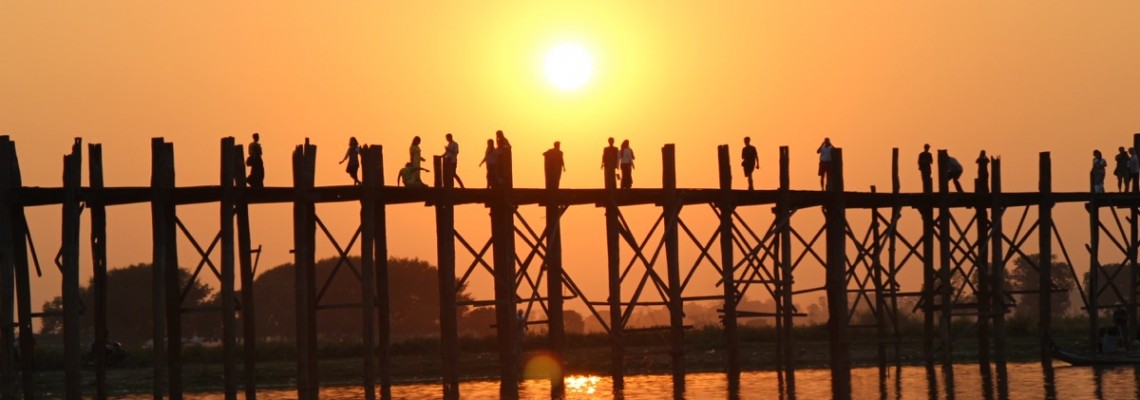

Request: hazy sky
left=3, top=2, right=1139, bottom=322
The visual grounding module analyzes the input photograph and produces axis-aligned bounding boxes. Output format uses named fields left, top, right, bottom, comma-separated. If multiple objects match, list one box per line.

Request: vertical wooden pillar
left=491, top=148, right=519, bottom=399
left=716, top=145, right=739, bottom=383
left=161, top=141, right=182, bottom=400
left=976, top=155, right=991, bottom=366
left=1131, top=134, right=1140, bottom=347
left=8, top=139, right=34, bottom=400
left=434, top=156, right=460, bottom=399
left=889, top=148, right=902, bottom=361
left=990, top=159, right=1007, bottom=364
left=604, top=150, right=623, bottom=389
left=234, top=142, right=258, bottom=400
left=90, top=143, right=109, bottom=399
left=921, top=148, right=936, bottom=364
left=871, top=186, right=887, bottom=374
left=220, top=138, right=239, bottom=400
left=935, top=150, right=952, bottom=366
left=373, top=147, right=392, bottom=400
left=62, top=139, right=83, bottom=398
left=360, top=146, right=380, bottom=400
left=150, top=138, right=170, bottom=399
left=776, top=146, right=795, bottom=387
left=1038, top=152, right=1053, bottom=361
left=292, top=140, right=318, bottom=400
left=0, top=137, right=15, bottom=400
left=544, top=158, right=565, bottom=399
left=662, top=144, right=685, bottom=393
left=825, top=148, right=850, bottom=399
left=1088, top=183, right=1100, bottom=353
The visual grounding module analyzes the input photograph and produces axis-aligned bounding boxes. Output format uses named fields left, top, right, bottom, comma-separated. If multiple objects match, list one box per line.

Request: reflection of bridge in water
left=1, top=135, right=1138, bottom=399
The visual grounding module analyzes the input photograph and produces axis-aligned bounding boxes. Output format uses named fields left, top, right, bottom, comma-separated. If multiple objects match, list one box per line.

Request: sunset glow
left=543, top=43, right=594, bottom=91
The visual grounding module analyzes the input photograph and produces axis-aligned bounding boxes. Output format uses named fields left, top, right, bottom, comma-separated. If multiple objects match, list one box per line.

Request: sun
left=544, top=43, right=594, bottom=91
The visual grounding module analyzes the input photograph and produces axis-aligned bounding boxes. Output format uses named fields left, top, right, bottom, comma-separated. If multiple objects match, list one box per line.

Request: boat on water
left=1051, top=345, right=1140, bottom=366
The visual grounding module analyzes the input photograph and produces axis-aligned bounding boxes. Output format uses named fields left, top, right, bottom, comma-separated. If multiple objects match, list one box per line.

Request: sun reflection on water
left=564, top=374, right=601, bottom=395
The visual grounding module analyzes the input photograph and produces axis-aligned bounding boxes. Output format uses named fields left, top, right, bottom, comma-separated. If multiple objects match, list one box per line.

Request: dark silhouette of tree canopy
left=1006, top=253, right=1076, bottom=320
left=39, top=263, right=213, bottom=346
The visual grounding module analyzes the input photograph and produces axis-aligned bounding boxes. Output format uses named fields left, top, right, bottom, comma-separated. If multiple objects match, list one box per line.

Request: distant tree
left=458, top=307, right=496, bottom=337
left=564, top=310, right=585, bottom=334
left=1006, top=253, right=1076, bottom=320
left=39, top=263, right=213, bottom=346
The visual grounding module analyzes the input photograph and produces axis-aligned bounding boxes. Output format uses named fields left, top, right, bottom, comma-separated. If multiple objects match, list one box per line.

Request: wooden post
left=662, top=144, right=685, bottom=392
left=292, top=140, right=318, bottom=400
left=150, top=138, right=170, bottom=399
left=1088, top=181, right=1100, bottom=353
left=1038, top=152, right=1053, bottom=361
left=373, top=146, right=392, bottom=400
left=6, top=139, right=35, bottom=400
left=976, top=154, right=991, bottom=366
left=220, top=138, right=239, bottom=400
left=717, top=145, right=740, bottom=384
left=1131, top=134, right=1140, bottom=348
left=234, top=142, right=258, bottom=399
left=491, top=148, right=519, bottom=399
left=62, top=138, right=83, bottom=398
left=991, top=159, right=1007, bottom=364
left=921, top=148, right=936, bottom=364
left=544, top=154, right=565, bottom=399
left=871, top=186, right=887, bottom=374
left=434, top=156, right=460, bottom=399
left=776, top=146, right=795, bottom=387
left=936, top=150, right=952, bottom=366
left=0, top=137, right=15, bottom=400
left=605, top=148, right=623, bottom=388
left=161, top=140, right=182, bottom=400
left=360, top=146, right=380, bottom=400
left=90, top=143, right=109, bottom=399
left=825, top=148, right=850, bottom=399
left=889, top=148, right=901, bottom=362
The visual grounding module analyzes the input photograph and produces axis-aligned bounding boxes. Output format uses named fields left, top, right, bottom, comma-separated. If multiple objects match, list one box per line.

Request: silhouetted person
left=1092, top=149, right=1107, bottom=193
left=495, top=130, right=512, bottom=186
left=1115, top=147, right=1130, bottom=192
left=543, top=141, right=565, bottom=189
left=478, top=139, right=497, bottom=188
left=442, top=133, right=464, bottom=188
left=601, top=137, right=618, bottom=189
left=339, top=137, right=361, bottom=185
left=741, top=136, right=759, bottom=190
left=246, top=132, right=264, bottom=188
left=397, top=162, right=428, bottom=188
left=946, top=154, right=964, bottom=193
left=817, top=137, right=833, bottom=190
left=410, top=136, right=426, bottom=182
left=976, top=150, right=990, bottom=192
left=1130, top=147, right=1139, bottom=193
left=619, top=139, right=635, bottom=189
left=918, top=144, right=933, bottom=193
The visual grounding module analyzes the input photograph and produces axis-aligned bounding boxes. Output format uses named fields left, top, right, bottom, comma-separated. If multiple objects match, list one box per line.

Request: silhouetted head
left=621, top=139, right=629, bottom=149
left=823, top=137, right=831, bottom=145
left=1131, top=147, right=1136, bottom=155
left=496, top=130, right=505, bottom=139
left=744, top=136, right=751, bottom=145
left=404, top=162, right=411, bottom=167
left=446, top=133, right=453, bottom=142
left=608, top=137, right=614, bottom=146
left=924, top=144, right=930, bottom=151
left=1121, top=147, right=1128, bottom=154
left=349, top=137, right=358, bottom=146
left=554, top=141, right=560, bottom=149
left=979, top=150, right=986, bottom=157
left=486, top=139, right=494, bottom=148
left=1095, top=150, right=1103, bottom=158
left=412, top=136, right=421, bottom=146
left=252, top=133, right=260, bottom=142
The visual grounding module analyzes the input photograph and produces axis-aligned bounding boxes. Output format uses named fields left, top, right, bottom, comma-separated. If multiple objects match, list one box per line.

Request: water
left=117, top=362, right=1140, bottom=399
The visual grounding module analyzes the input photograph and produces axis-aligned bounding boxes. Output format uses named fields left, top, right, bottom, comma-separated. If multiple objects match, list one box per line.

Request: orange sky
left=4, top=2, right=1140, bottom=324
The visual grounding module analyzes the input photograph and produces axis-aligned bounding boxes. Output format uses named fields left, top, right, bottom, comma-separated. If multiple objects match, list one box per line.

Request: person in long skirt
left=338, top=137, right=361, bottom=185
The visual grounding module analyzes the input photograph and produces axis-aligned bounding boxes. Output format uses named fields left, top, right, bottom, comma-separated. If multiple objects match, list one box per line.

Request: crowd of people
left=239, top=133, right=1132, bottom=195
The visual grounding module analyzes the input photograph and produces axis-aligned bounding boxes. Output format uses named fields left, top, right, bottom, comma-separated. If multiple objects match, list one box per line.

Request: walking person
left=601, top=137, right=619, bottom=189
left=543, top=141, right=565, bottom=189
left=410, top=136, right=426, bottom=187
left=976, top=150, right=990, bottom=193
left=1130, top=147, right=1139, bottom=193
left=495, top=130, right=512, bottom=186
left=478, top=139, right=498, bottom=188
left=246, top=132, right=264, bottom=188
left=338, top=137, right=361, bottom=185
left=817, top=138, right=834, bottom=190
left=741, top=136, right=759, bottom=190
left=1092, top=150, right=1108, bottom=193
left=946, top=153, right=964, bottom=193
left=619, top=139, right=635, bottom=189
left=918, top=144, right=933, bottom=193
left=1115, top=147, right=1130, bottom=192
left=442, top=133, right=465, bottom=188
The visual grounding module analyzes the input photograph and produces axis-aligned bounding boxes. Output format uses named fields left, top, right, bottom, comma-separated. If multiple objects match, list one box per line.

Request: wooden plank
left=662, top=144, right=685, bottom=394
left=219, top=138, right=238, bottom=400
left=89, top=143, right=109, bottom=399
left=825, top=148, right=851, bottom=398
left=62, top=139, right=83, bottom=398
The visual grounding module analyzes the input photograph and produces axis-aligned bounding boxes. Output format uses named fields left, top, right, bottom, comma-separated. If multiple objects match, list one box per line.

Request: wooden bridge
left=1, top=134, right=1138, bottom=399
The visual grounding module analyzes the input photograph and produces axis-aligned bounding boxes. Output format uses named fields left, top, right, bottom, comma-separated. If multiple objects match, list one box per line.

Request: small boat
left=1051, top=344, right=1140, bottom=366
